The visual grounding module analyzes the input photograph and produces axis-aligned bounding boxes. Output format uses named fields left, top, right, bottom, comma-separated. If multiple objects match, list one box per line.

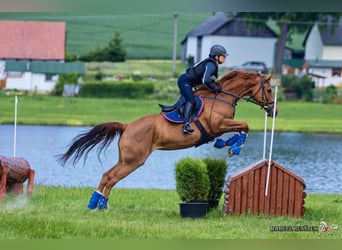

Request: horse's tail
left=57, top=122, right=125, bottom=166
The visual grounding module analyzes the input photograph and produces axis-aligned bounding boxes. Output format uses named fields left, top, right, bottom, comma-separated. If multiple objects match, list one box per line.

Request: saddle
left=159, top=96, right=204, bottom=123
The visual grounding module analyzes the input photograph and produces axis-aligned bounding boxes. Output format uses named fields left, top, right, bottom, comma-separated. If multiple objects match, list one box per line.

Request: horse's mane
left=195, top=70, right=257, bottom=92
left=218, top=70, right=255, bottom=84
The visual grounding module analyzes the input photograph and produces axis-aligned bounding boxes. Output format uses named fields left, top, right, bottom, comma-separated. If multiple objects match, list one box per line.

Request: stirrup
left=183, top=123, right=194, bottom=134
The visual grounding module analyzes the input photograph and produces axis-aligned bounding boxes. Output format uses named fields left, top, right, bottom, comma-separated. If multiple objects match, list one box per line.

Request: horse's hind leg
left=88, top=160, right=146, bottom=210
left=89, top=142, right=151, bottom=210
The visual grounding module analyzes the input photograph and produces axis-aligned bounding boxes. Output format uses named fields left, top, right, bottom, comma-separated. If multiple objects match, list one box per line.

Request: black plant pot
left=179, top=202, right=208, bottom=218
left=207, top=199, right=220, bottom=210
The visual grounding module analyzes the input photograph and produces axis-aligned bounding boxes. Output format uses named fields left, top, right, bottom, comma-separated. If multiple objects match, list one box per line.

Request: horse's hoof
left=98, top=196, right=109, bottom=210
left=87, top=190, right=102, bottom=210
left=228, top=150, right=234, bottom=157
left=229, top=146, right=241, bottom=156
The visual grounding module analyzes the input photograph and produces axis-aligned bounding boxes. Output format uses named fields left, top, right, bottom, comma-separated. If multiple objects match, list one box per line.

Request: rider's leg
left=183, top=102, right=194, bottom=134
left=178, top=75, right=195, bottom=134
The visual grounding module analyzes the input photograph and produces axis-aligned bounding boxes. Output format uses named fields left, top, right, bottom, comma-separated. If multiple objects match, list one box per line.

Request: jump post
left=0, top=155, right=35, bottom=202
left=222, top=76, right=307, bottom=217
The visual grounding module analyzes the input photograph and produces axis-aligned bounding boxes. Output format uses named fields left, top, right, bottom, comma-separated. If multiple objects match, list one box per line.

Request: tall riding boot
left=183, top=102, right=194, bottom=134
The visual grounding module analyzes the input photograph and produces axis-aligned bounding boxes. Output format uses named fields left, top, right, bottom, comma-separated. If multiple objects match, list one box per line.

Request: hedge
left=79, top=82, right=154, bottom=98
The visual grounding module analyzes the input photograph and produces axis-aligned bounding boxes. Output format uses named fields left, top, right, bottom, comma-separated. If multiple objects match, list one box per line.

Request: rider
left=178, top=44, right=228, bottom=134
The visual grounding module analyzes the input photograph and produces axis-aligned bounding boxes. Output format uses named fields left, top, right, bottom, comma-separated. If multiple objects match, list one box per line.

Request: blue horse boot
left=214, top=134, right=240, bottom=149
left=228, top=132, right=248, bottom=156
left=87, top=190, right=103, bottom=210
left=98, top=195, right=109, bottom=210
left=225, top=133, right=240, bottom=146
left=214, top=138, right=225, bottom=148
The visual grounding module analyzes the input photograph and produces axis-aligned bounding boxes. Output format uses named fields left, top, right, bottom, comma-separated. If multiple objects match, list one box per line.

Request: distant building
left=181, top=13, right=278, bottom=70
left=303, top=17, right=342, bottom=87
left=0, top=20, right=84, bottom=92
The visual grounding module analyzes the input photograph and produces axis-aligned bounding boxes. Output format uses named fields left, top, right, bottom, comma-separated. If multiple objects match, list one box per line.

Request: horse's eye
left=267, top=88, right=272, bottom=93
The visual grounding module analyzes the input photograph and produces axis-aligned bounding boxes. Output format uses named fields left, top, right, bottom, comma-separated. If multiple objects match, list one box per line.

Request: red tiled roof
left=0, top=20, right=66, bottom=60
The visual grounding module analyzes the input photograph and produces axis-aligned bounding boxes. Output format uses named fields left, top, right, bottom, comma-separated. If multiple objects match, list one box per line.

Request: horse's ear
left=264, top=74, right=272, bottom=81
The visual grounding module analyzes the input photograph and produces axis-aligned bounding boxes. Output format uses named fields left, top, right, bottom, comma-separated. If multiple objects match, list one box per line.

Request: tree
left=238, top=13, right=342, bottom=74
left=80, top=31, right=126, bottom=62
left=105, top=31, right=126, bottom=62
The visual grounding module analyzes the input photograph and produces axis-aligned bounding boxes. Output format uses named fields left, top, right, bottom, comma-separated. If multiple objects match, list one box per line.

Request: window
left=332, top=68, right=341, bottom=77
left=45, top=74, right=53, bottom=81
left=7, top=71, right=23, bottom=78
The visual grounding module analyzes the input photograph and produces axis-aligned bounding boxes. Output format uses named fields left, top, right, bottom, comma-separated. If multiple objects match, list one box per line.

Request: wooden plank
left=276, top=168, right=283, bottom=216
left=252, top=168, right=260, bottom=214
left=247, top=171, right=254, bottom=214
left=259, top=164, right=266, bottom=215
left=288, top=177, right=295, bottom=217
left=241, top=175, right=248, bottom=214
left=262, top=164, right=272, bottom=215
left=282, top=173, right=290, bottom=216
left=235, top=178, right=242, bottom=215
left=294, top=180, right=304, bottom=218
left=227, top=180, right=236, bottom=215
left=269, top=165, right=277, bottom=216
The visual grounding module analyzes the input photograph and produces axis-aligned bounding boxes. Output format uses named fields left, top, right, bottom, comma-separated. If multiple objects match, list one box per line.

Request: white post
left=262, top=111, right=268, bottom=160
left=265, top=86, right=278, bottom=196
left=13, top=95, right=18, bottom=157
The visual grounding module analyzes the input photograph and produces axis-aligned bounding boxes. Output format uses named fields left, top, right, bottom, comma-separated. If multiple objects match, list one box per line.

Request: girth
left=194, top=119, right=215, bottom=147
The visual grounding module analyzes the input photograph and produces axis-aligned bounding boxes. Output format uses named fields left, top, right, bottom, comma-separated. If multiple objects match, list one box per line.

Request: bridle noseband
left=218, top=74, right=274, bottom=111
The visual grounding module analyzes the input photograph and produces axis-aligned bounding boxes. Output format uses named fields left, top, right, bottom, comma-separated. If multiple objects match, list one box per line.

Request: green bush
left=54, top=73, right=81, bottom=96
left=175, top=158, right=209, bottom=203
left=203, top=157, right=227, bottom=201
left=79, top=82, right=154, bottom=98
left=281, top=75, right=315, bottom=101
left=322, top=85, right=338, bottom=103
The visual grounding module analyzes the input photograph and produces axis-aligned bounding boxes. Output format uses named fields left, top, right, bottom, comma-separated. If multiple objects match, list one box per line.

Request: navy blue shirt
left=186, top=57, right=218, bottom=89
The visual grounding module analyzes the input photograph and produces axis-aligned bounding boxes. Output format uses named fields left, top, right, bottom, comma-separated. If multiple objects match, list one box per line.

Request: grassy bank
left=0, top=95, right=341, bottom=133
left=0, top=186, right=341, bottom=239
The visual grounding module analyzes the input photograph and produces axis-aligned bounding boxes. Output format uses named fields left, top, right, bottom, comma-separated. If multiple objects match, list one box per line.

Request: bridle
left=214, top=74, right=274, bottom=112
left=200, top=73, right=275, bottom=134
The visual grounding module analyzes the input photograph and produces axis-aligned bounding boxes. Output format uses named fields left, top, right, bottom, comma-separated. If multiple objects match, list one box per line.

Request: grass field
left=0, top=186, right=341, bottom=239
left=0, top=12, right=212, bottom=59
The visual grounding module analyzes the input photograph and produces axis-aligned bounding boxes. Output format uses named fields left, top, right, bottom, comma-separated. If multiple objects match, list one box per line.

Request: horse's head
left=250, top=73, right=278, bottom=117
left=219, top=70, right=278, bottom=117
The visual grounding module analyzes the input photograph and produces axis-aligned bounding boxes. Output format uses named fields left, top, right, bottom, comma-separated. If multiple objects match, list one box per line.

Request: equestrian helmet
left=209, top=44, right=228, bottom=57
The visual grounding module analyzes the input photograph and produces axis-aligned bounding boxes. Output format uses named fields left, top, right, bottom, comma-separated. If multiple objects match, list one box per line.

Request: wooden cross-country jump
left=0, top=156, right=35, bottom=202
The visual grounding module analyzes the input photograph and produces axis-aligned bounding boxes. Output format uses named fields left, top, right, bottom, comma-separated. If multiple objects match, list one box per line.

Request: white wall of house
left=304, top=24, right=324, bottom=60
left=185, top=36, right=199, bottom=62
left=309, top=67, right=342, bottom=87
left=322, top=46, right=342, bottom=60
left=6, top=72, right=57, bottom=92
left=185, top=35, right=277, bottom=70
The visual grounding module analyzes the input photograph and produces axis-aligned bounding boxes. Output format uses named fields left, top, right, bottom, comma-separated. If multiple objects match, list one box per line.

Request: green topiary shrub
left=203, top=157, right=227, bottom=201
left=175, top=157, right=209, bottom=203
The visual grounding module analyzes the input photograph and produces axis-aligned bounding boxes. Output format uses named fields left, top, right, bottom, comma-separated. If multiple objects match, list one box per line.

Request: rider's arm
left=202, top=61, right=217, bottom=90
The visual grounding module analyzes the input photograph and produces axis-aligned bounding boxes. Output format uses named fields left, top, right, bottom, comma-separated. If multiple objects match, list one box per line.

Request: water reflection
left=0, top=125, right=341, bottom=194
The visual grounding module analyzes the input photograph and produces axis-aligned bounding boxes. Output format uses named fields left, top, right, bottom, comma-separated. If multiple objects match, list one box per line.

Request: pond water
left=0, top=125, right=341, bottom=194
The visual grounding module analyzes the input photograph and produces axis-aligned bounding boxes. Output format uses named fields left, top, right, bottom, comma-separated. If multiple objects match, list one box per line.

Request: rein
left=203, top=75, right=274, bottom=110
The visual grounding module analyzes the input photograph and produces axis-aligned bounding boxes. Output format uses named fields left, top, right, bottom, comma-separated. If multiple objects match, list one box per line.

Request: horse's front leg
left=214, top=119, right=249, bottom=157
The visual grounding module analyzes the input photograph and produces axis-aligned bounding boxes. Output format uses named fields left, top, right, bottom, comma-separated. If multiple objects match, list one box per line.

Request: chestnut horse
left=58, top=70, right=278, bottom=210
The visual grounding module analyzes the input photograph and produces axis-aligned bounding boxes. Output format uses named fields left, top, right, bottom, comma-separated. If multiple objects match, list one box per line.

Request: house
left=303, top=17, right=342, bottom=87
left=0, top=20, right=84, bottom=92
left=181, top=13, right=278, bottom=70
